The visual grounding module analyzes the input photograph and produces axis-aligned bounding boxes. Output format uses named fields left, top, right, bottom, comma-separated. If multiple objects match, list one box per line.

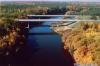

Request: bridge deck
left=16, top=19, right=100, bottom=22
left=27, top=15, right=77, bottom=17
left=27, top=15, right=95, bottom=17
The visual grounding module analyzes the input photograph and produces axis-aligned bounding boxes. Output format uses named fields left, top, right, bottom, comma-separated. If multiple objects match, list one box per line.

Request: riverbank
left=51, top=21, right=100, bottom=66
left=0, top=18, right=26, bottom=55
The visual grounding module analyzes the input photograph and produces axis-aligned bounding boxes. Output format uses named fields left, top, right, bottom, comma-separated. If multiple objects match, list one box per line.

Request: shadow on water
left=0, top=34, right=75, bottom=66
left=63, top=43, right=76, bottom=66
left=0, top=37, right=39, bottom=66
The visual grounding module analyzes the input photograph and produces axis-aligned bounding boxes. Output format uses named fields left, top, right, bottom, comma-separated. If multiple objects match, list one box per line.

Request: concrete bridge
left=16, top=15, right=77, bottom=28
left=16, top=19, right=100, bottom=22
left=16, top=15, right=100, bottom=35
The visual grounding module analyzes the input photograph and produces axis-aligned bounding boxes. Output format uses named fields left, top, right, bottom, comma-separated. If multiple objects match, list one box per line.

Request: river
left=0, top=16, right=75, bottom=66
left=27, top=16, right=75, bottom=66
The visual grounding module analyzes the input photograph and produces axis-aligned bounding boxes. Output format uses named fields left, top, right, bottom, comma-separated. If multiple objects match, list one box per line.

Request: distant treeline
left=0, top=3, right=67, bottom=19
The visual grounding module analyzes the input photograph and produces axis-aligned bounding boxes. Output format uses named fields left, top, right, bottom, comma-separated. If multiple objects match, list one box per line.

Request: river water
left=27, top=16, right=75, bottom=66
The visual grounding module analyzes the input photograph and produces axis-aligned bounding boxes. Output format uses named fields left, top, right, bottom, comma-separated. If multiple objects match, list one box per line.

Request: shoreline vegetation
left=51, top=5, right=100, bottom=66
left=0, top=1, right=100, bottom=66
left=0, top=18, right=26, bottom=55
left=51, top=21, right=100, bottom=66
